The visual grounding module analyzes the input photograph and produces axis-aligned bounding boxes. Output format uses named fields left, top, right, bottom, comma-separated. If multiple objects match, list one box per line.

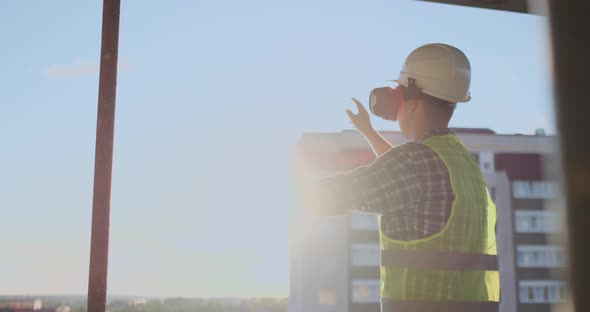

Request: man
left=307, top=43, right=500, bottom=312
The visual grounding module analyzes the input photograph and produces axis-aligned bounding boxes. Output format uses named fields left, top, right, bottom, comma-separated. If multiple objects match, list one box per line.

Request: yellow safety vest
left=379, top=134, right=500, bottom=312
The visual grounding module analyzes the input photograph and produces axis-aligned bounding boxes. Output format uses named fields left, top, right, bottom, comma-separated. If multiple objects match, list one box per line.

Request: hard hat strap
left=405, top=78, right=422, bottom=100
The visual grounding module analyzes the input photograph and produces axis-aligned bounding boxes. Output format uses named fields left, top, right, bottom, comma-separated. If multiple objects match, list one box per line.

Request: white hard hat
left=394, top=43, right=471, bottom=103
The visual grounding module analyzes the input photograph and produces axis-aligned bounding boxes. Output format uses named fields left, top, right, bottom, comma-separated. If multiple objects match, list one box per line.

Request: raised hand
left=346, top=98, right=374, bottom=135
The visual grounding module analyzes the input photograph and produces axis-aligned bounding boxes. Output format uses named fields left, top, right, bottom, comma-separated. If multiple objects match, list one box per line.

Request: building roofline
left=313, top=128, right=555, bottom=138
left=297, top=128, right=557, bottom=155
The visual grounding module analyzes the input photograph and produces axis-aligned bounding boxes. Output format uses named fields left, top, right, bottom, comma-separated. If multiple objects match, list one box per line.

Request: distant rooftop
left=449, top=127, right=496, bottom=135
left=297, top=127, right=556, bottom=162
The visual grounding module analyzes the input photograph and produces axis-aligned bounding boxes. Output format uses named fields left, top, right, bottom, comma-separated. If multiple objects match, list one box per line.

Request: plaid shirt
left=317, top=129, right=455, bottom=241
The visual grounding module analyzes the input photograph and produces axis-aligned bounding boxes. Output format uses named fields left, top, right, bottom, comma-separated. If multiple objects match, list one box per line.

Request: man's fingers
left=345, top=109, right=356, bottom=120
left=352, top=98, right=367, bottom=113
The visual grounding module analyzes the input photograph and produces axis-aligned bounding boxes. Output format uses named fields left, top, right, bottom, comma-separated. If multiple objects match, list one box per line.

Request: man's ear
left=408, top=100, right=419, bottom=113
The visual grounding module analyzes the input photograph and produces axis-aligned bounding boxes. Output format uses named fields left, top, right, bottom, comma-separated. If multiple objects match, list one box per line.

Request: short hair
left=401, top=85, right=456, bottom=122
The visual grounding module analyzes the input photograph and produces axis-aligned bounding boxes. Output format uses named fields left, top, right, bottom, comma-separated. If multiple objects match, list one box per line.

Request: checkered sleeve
left=314, top=143, right=422, bottom=216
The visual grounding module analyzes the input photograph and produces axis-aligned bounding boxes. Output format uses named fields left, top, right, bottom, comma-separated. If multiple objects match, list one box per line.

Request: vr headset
left=369, top=79, right=421, bottom=121
left=369, top=86, right=403, bottom=121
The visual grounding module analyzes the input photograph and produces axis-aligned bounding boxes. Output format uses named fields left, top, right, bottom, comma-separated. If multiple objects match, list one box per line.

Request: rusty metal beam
left=415, top=0, right=529, bottom=14
left=87, top=1, right=120, bottom=312
left=548, top=1, right=590, bottom=311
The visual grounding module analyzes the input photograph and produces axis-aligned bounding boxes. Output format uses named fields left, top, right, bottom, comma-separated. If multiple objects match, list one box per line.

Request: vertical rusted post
left=87, top=1, right=120, bottom=312
left=548, top=1, right=590, bottom=311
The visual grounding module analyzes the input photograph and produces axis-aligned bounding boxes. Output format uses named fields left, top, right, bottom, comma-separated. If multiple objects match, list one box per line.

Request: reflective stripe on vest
left=381, top=249, right=498, bottom=270
left=382, top=298, right=499, bottom=312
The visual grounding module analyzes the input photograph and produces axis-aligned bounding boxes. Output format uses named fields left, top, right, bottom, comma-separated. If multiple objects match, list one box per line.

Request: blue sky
left=0, top=1, right=552, bottom=297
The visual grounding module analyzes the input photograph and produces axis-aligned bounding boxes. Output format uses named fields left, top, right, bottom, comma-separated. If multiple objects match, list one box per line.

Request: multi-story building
left=290, top=128, right=565, bottom=312
left=0, top=298, right=52, bottom=312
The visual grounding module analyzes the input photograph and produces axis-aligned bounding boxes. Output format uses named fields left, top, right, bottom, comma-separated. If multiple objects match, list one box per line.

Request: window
left=519, top=280, right=566, bottom=303
left=512, top=181, right=556, bottom=199
left=352, top=279, right=380, bottom=303
left=317, top=289, right=336, bottom=305
left=515, top=210, right=561, bottom=233
left=479, top=151, right=495, bottom=174
left=351, top=243, right=380, bottom=267
left=548, top=286, right=561, bottom=302
left=350, top=210, right=378, bottom=231
left=517, top=245, right=564, bottom=267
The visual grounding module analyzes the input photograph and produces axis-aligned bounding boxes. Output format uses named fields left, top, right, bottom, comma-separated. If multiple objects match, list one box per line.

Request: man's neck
left=413, top=121, right=450, bottom=141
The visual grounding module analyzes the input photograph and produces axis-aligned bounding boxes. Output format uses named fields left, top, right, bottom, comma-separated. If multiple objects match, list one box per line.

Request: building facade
left=290, top=129, right=566, bottom=312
